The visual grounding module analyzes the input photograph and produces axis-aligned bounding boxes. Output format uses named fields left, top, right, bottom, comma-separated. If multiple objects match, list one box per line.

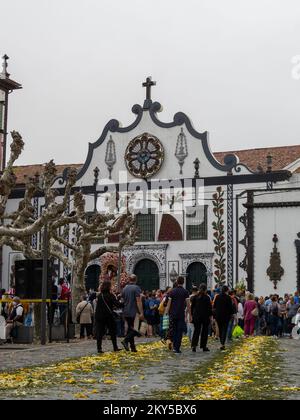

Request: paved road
left=277, top=338, right=300, bottom=400
left=0, top=337, right=157, bottom=372
left=0, top=337, right=220, bottom=400
left=1, top=336, right=299, bottom=400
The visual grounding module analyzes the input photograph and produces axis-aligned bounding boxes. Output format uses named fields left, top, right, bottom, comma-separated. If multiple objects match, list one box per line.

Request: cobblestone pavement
left=277, top=338, right=300, bottom=400
left=0, top=337, right=157, bottom=372
left=0, top=336, right=299, bottom=400
left=0, top=336, right=220, bottom=400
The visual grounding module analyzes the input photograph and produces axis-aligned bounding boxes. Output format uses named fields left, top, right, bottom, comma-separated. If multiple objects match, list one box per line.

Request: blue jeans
left=116, top=316, right=125, bottom=337
left=227, top=319, right=234, bottom=340
left=172, top=317, right=186, bottom=352
left=187, top=323, right=194, bottom=343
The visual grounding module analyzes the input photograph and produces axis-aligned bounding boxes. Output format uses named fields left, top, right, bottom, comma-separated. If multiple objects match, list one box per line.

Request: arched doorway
left=84, top=264, right=101, bottom=292
left=186, top=262, right=207, bottom=292
left=134, top=259, right=159, bottom=291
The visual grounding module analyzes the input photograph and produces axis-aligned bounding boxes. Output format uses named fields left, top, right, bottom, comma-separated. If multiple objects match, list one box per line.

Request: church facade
left=2, top=78, right=300, bottom=297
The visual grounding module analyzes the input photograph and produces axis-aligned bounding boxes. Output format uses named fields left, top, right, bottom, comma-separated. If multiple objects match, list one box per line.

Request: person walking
left=76, top=295, right=94, bottom=339
left=165, top=276, right=191, bottom=354
left=213, top=285, right=234, bottom=351
left=95, top=281, right=122, bottom=353
left=191, top=283, right=212, bottom=352
left=121, top=274, right=144, bottom=353
left=286, top=296, right=300, bottom=338
left=243, top=293, right=257, bottom=336
left=187, top=286, right=198, bottom=343
left=268, top=295, right=281, bottom=337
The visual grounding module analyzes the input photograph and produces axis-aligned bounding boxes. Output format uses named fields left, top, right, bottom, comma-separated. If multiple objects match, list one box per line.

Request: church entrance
left=84, top=264, right=101, bottom=292
left=186, top=262, right=207, bottom=291
left=134, top=259, right=159, bottom=292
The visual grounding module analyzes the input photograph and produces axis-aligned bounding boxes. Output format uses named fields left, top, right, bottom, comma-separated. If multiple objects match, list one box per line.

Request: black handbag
left=101, top=294, right=120, bottom=320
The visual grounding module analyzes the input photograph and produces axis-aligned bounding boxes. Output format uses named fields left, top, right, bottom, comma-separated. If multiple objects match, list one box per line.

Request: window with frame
left=186, top=206, right=208, bottom=240
left=136, top=212, right=155, bottom=242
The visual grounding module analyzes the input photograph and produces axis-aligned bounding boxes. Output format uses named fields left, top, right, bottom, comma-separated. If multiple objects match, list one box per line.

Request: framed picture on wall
left=168, top=260, right=179, bottom=285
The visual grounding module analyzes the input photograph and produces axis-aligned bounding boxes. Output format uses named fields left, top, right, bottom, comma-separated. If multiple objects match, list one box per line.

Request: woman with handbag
left=95, top=281, right=122, bottom=353
left=243, top=293, right=258, bottom=337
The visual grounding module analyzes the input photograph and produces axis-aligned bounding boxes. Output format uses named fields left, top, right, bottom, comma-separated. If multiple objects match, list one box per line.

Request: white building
left=1, top=78, right=300, bottom=297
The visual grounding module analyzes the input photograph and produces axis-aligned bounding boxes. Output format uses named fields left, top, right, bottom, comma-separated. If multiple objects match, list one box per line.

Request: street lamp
left=0, top=55, right=22, bottom=172
left=40, top=182, right=49, bottom=346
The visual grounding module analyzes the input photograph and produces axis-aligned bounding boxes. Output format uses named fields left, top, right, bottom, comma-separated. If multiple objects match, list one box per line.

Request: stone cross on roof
left=142, top=76, right=156, bottom=100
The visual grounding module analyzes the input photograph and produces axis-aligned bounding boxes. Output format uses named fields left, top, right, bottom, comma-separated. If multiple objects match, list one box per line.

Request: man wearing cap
left=5, top=297, right=24, bottom=343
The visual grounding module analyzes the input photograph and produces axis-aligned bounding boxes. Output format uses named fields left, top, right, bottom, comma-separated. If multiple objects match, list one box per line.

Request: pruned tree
left=0, top=132, right=137, bottom=308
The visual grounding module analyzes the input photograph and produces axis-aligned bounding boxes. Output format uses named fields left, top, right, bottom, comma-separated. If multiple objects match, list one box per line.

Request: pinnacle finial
left=1, top=54, right=10, bottom=78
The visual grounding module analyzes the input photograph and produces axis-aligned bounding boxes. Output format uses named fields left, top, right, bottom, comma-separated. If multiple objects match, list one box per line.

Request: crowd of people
left=1, top=277, right=300, bottom=353
left=0, top=278, right=72, bottom=343
left=79, top=277, right=300, bottom=354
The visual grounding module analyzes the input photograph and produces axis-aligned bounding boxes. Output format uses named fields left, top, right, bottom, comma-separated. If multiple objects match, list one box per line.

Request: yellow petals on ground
left=74, top=393, right=89, bottom=399
left=64, top=378, right=76, bottom=384
left=0, top=340, right=164, bottom=392
left=102, top=379, right=118, bottom=385
left=174, top=336, right=277, bottom=400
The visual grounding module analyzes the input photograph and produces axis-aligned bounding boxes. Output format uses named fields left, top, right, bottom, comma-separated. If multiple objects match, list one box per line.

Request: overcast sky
left=1, top=0, right=300, bottom=165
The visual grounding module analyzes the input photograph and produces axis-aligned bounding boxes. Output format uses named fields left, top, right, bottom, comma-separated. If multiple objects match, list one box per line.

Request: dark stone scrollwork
left=227, top=184, right=234, bottom=288
left=295, top=232, right=300, bottom=292
left=239, top=191, right=254, bottom=292
left=239, top=212, right=249, bottom=272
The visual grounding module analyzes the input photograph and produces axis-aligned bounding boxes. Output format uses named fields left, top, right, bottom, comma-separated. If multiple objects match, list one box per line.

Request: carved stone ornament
left=266, top=234, right=284, bottom=289
left=125, top=133, right=164, bottom=178
left=105, top=135, right=116, bottom=179
left=175, top=128, right=188, bottom=174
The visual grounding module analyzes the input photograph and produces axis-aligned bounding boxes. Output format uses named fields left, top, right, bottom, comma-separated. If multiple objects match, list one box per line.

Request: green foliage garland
left=212, top=186, right=226, bottom=286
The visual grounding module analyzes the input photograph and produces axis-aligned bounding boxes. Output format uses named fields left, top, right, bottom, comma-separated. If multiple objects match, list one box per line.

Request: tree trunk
left=72, top=262, right=85, bottom=319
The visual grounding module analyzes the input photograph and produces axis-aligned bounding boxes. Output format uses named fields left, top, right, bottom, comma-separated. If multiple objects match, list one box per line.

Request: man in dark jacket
left=191, top=283, right=212, bottom=352
left=213, top=285, right=234, bottom=350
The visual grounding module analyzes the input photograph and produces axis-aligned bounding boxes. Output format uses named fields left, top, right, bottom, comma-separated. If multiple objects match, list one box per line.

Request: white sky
left=1, top=0, right=300, bottom=165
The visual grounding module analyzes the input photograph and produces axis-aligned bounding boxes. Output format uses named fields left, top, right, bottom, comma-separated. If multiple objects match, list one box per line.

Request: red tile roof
left=12, top=164, right=82, bottom=185
left=11, top=144, right=300, bottom=185
left=214, top=145, right=300, bottom=173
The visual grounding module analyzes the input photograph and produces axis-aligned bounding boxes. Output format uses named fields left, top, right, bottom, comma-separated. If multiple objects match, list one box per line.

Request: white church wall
left=254, top=206, right=300, bottom=297
left=233, top=178, right=299, bottom=289
left=70, top=110, right=238, bottom=189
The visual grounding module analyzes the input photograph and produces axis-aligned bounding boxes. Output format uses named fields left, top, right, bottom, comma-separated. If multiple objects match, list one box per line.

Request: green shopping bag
left=232, top=324, right=244, bottom=338
left=162, top=315, right=169, bottom=330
